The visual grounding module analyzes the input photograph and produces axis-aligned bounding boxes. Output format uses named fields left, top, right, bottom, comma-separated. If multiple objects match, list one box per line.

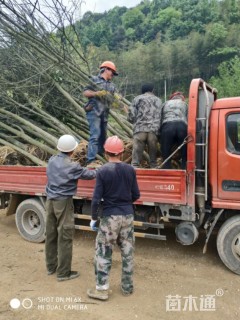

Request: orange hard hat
left=104, top=136, right=124, bottom=155
left=169, top=91, right=185, bottom=101
left=100, top=61, right=118, bottom=76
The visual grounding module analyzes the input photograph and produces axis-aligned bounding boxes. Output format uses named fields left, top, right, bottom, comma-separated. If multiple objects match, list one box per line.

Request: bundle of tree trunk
left=0, top=1, right=181, bottom=169
left=0, top=0, right=133, bottom=167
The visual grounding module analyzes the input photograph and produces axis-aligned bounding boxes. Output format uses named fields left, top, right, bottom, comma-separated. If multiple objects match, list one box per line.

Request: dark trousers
left=161, top=121, right=187, bottom=169
left=45, top=198, right=75, bottom=277
left=132, top=132, right=158, bottom=168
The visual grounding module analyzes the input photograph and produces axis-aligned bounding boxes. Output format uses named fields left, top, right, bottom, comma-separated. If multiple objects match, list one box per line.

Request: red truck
left=0, top=78, right=240, bottom=275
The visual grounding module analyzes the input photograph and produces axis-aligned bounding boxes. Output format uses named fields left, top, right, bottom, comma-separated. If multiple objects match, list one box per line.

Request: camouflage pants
left=94, top=214, right=135, bottom=293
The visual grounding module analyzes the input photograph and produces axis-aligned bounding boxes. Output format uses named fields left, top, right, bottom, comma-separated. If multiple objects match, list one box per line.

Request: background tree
left=210, top=56, right=240, bottom=97
left=77, top=0, right=240, bottom=96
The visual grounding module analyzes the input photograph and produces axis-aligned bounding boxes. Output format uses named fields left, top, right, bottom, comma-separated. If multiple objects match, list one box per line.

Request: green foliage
left=78, top=0, right=240, bottom=98
left=76, top=0, right=237, bottom=48
left=206, top=23, right=228, bottom=44
left=125, top=28, right=135, bottom=40
left=208, top=47, right=238, bottom=58
left=121, top=8, right=145, bottom=29
left=210, top=56, right=240, bottom=97
left=156, top=7, right=181, bottom=27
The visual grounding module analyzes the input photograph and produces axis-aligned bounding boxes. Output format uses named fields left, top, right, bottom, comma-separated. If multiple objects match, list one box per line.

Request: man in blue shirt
left=45, top=134, right=96, bottom=281
left=87, top=136, right=140, bottom=301
left=83, top=61, right=118, bottom=168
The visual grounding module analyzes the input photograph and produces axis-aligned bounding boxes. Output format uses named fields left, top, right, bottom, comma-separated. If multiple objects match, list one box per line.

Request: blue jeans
left=86, top=110, right=107, bottom=163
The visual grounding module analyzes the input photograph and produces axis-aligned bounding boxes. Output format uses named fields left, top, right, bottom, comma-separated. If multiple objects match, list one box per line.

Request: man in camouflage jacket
left=128, top=83, right=163, bottom=168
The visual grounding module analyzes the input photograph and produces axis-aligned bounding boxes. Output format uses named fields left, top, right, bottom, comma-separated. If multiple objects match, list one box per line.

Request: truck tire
left=15, top=198, right=46, bottom=243
left=217, top=215, right=240, bottom=275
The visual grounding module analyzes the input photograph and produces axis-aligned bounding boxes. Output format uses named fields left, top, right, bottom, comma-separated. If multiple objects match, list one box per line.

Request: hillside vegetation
left=78, top=0, right=240, bottom=98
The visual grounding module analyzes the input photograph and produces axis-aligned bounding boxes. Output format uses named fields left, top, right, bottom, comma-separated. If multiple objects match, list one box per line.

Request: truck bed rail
left=0, top=166, right=187, bottom=206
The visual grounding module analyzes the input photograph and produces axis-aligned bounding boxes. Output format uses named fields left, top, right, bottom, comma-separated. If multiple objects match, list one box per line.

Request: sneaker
left=121, top=288, right=133, bottom=296
left=47, top=269, right=56, bottom=275
left=87, top=288, right=109, bottom=301
left=57, top=271, right=80, bottom=282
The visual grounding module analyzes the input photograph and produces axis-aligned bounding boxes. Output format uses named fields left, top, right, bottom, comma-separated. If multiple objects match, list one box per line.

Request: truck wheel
left=217, top=215, right=240, bottom=275
left=15, top=198, right=46, bottom=243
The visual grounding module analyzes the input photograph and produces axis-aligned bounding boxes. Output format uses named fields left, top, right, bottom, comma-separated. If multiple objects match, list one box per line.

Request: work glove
left=95, top=90, right=109, bottom=98
left=90, top=219, right=98, bottom=231
left=96, top=91, right=114, bottom=105
left=113, top=93, right=121, bottom=100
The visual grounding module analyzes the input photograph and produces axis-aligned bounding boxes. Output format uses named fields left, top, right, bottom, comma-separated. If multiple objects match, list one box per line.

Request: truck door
left=218, top=110, right=240, bottom=199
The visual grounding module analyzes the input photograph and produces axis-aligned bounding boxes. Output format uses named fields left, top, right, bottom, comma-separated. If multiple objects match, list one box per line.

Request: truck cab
left=209, top=97, right=240, bottom=205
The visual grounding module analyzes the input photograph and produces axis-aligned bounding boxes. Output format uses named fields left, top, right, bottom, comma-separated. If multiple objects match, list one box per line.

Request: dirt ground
left=0, top=209, right=239, bottom=320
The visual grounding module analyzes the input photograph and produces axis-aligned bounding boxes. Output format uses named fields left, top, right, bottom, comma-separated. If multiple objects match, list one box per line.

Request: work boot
left=121, top=290, right=133, bottom=296
left=57, top=271, right=80, bottom=282
left=47, top=269, right=56, bottom=275
left=87, top=288, right=109, bottom=301
left=121, top=286, right=133, bottom=296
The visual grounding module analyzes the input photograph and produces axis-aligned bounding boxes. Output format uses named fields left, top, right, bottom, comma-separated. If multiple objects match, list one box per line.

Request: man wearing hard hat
left=83, top=61, right=118, bottom=168
left=87, top=136, right=140, bottom=301
left=45, top=135, right=97, bottom=282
